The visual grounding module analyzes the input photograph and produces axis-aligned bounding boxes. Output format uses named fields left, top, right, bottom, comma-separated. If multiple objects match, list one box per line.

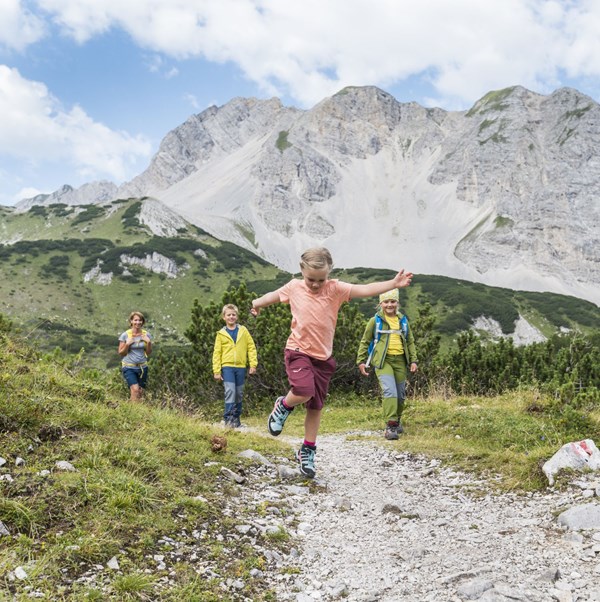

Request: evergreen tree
left=149, top=281, right=599, bottom=406
left=409, top=302, right=441, bottom=396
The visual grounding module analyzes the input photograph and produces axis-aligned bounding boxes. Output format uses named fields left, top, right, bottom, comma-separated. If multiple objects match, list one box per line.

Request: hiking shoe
left=397, top=421, right=404, bottom=434
left=296, top=444, right=316, bottom=479
left=384, top=421, right=399, bottom=440
left=232, top=416, right=241, bottom=428
left=268, top=396, right=292, bottom=436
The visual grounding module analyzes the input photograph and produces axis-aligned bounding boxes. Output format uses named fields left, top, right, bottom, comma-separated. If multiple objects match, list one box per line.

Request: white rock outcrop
left=542, top=440, right=600, bottom=486
left=119, top=252, right=182, bottom=278
left=83, top=262, right=113, bottom=285
left=472, top=315, right=546, bottom=346
left=138, top=198, right=188, bottom=237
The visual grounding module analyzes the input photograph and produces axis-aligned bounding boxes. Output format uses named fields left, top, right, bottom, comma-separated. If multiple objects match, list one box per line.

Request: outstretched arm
left=349, top=269, right=413, bottom=300
left=250, top=290, right=281, bottom=316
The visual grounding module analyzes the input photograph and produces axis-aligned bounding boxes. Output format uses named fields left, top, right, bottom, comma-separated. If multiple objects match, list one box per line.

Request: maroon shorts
left=284, top=349, right=336, bottom=410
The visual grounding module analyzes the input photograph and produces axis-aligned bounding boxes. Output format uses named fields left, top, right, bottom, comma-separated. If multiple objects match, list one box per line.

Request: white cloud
left=0, top=0, right=45, bottom=51
left=29, top=0, right=600, bottom=108
left=12, top=187, right=43, bottom=203
left=183, top=93, right=200, bottom=110
left=144, top=54, right=179, bottom=79
left=561, top=0, right=600, bottom=78
left=0, top=65, right=151, bottom=182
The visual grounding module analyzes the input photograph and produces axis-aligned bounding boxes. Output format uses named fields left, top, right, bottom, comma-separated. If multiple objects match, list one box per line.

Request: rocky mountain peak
left=118, top=96, right=297, bottom=199
left=15, top=181, right=117, bottom=213
left=13, top=85, right=600, bottom=306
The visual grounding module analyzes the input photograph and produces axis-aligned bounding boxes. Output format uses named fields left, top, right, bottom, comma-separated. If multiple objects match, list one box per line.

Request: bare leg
left=304, top=408, right=321, bottom=443
left=284, top=390, right=310, bottom=407
left=281, top=391, right=322, bottom=441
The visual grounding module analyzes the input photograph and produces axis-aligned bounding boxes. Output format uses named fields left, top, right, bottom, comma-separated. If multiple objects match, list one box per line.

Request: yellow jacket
left=212, top=325, right=258, bottom=374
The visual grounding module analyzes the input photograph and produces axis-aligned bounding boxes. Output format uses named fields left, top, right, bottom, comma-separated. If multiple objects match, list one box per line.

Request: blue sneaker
left=268, top=396, right=293, bottom=436
left=296, top=444, right=316, bottom=479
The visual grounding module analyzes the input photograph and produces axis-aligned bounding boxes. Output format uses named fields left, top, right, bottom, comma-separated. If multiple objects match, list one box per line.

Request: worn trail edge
left=268, top=433, right=600, bottom=602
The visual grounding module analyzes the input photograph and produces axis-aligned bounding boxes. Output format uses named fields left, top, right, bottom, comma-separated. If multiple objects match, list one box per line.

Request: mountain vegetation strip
left=0, top=198, right=598, bottom=376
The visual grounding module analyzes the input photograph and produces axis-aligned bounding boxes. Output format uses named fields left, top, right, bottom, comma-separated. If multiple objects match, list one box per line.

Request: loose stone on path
left=274, top=434, right=600, bottom=602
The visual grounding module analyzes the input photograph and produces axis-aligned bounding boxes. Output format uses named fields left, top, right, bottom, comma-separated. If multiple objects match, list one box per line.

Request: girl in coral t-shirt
left=251, top=247, right=413, bottom=479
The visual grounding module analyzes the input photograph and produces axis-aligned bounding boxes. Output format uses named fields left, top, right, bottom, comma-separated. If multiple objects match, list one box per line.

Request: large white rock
left=542, top=439, right=600, bottom=486
left=558, top=503, right=600, bottom=530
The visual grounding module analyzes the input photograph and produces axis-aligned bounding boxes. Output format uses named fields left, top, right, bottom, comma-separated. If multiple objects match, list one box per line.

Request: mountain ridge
left=12, top=85, right=600, bottom=306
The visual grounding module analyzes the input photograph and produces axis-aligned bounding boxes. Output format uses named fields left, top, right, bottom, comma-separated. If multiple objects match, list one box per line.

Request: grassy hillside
left=0, top=321, right=295, bottom=601
left=0, top=199, right=598, bottom=368
left=1, top=315, right=599, bottom=599
left=0, top=200, right=285, bottom=365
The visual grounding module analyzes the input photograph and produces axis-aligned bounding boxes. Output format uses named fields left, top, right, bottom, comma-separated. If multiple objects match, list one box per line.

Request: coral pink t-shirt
left=278, top=278, right=354, bottom=360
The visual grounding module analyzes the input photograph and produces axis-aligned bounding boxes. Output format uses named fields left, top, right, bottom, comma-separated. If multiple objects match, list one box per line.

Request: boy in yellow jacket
left=213, top=304, right=258, bottom=428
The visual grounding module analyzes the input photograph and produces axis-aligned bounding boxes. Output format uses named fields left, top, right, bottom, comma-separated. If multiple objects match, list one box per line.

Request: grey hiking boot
left=384, top=421, right=399, bottom=440
left=397, top=421, right=404, bottom=434
left=268, top=396, right=293, bottom=436
left=296, top=444, right=316, bottom=479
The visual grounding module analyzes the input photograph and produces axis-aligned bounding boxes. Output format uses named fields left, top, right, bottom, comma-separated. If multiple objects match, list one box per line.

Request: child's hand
left=393, top=269, right=413, bottom=288
left=213, top=374, right=222, bottom=381
left=249, top=367, right=256, bottom=375
left=358, top=363, right=370, bottom=376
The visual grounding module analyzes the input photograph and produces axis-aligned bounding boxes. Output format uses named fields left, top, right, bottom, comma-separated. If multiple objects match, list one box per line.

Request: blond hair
left=222, top=304, right=239, bottom=317
left=299, top=247, right=333, bottom=272
left=128, top=311, right=145, bottom=325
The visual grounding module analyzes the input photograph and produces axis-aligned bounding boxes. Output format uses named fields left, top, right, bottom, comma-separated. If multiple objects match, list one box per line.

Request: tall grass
left=0, top=330, right=288, bottom=600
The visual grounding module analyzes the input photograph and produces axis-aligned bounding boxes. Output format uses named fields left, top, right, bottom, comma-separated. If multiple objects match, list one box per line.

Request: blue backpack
left=366, top=314, right=409, bottom=367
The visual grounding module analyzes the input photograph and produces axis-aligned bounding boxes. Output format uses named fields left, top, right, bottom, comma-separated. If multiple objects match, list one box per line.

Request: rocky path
left=269, top=433, right=600, bottom=602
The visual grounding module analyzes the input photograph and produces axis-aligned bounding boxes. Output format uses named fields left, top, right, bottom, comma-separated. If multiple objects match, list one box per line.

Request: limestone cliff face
left=17, top=86, right=600, bottom=305
left=118, top=97, right=297, bottom=198
left=136, top=85, right=598, bottom=303
left=429, top=86, right=600, bottom=297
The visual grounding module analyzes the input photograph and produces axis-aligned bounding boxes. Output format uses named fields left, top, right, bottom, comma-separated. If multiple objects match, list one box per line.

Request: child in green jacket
left=356, top=289, right=418, bottom=440
left=213, top=304, right=258, bottom=428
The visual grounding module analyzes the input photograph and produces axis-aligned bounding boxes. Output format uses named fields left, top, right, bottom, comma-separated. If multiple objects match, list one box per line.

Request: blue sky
left=1, top=0, right=600, bottom=206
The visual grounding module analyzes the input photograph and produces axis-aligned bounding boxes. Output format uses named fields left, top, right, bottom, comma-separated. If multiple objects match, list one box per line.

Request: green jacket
left=212, top=325, right=258, bottom=374
left=356, top=309, right=418, bottom=370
